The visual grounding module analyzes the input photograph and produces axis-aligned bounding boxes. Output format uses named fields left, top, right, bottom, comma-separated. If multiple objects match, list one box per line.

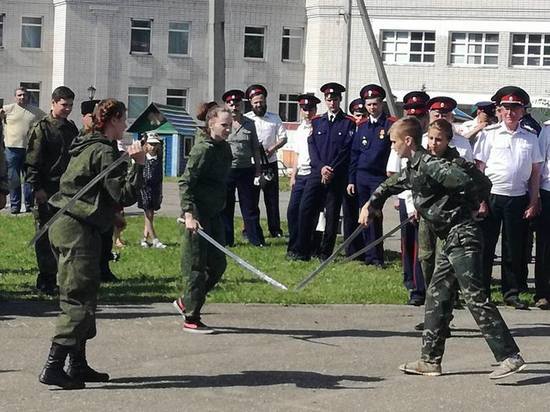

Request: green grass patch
left=0, top=214, right=531, bottom=305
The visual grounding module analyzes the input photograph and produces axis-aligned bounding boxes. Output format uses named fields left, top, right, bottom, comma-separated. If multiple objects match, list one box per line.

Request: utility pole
left=343, top=0, right=353, bottom=111
left=356, top=0, right=398, bottom=116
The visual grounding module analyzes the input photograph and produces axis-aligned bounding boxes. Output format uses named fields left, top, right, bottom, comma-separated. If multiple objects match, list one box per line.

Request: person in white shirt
left=0, top=87, right=46, bottom=214
left=245, top=84, right=287, bottom=238
left=533, top=121, right=550, bottom=310
left=286, top=94, right=320, bottom=258
left=474, top=86, right=542, bottom=310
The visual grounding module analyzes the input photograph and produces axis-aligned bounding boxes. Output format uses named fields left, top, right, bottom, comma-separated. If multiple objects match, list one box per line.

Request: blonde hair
left=389, top=116, right=423, bottom=146
left=427, top=119, right=453, bottom=141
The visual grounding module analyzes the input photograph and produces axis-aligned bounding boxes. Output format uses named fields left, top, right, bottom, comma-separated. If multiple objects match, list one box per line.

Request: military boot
left=39, top=343, right=85, bottom=389
left=67, top=341, right=110, bottom=382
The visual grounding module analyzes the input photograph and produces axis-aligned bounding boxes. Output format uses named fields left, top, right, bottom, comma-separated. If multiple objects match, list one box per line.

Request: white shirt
left=386, top=149, right=414, bottom=213
left=474, top=122, right=543, bottom=196
left=538, top=123, right=550, bottom=191
left=456, top=118, right=479, bottom=136
left=421, top=132, right=474, bottom=162
left=2, top=103, right=46, bottom=148
left=245, top=111, right=287, bottom=163
left=294, top=120, right=312, bottom=176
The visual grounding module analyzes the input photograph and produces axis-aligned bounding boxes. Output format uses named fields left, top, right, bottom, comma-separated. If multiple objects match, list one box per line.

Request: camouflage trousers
left=180, top=213, right=227, bottom=322
left=49, top=214, right=101, bottom=346
left=33, top=202, right=58, bottom=281
left=421, top=219, right=519, bottom=364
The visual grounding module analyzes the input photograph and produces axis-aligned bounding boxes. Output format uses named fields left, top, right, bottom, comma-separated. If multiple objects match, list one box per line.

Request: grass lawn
left=0, top=214, right=529, bottom=305
left=0, top=214, right=409, bottom=304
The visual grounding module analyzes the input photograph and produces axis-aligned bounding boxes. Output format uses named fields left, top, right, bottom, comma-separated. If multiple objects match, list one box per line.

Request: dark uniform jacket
left=308, top=111, right=355, bottom=177
left=25, top=113, right=79, bottom=195
left=179, top=137, right=232, bottom=217
left=348, top=112, right=394, bottom=184
left=369, top=147, right=491, bottom=239
left=48, top=132, right=144, bottom=233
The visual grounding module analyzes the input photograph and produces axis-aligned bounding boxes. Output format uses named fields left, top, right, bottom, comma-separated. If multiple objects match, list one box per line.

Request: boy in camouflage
left=359, top=116, right=525, bottom=379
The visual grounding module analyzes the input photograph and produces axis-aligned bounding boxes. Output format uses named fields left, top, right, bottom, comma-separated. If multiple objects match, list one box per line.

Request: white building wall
left=0, top=0, right=54, bottom=112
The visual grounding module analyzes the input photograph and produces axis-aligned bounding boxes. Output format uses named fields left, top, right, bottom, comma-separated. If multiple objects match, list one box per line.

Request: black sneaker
left=183, top=319, right=214, bottom=334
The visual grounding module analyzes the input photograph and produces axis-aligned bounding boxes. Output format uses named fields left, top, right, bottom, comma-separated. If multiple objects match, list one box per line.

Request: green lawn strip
left=0, top=215, right=532, bottom=306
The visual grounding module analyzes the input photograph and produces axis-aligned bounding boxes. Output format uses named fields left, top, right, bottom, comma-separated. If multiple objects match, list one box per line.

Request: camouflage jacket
left=48, top=132, right=143, bottom=233
left=369, top=147, right=487, bottom=239
left=25, top=113, right=79, bottom=195
left=179, top=136, right=232, bottom=217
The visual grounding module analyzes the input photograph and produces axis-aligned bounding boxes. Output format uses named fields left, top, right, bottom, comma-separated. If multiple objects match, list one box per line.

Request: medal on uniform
left=379, top=129, right=385, bottom=139
left=362, top=136, right=367, bottom=146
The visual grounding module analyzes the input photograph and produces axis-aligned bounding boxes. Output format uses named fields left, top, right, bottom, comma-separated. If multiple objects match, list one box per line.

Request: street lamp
left=87, top=85, right=96, bottom=100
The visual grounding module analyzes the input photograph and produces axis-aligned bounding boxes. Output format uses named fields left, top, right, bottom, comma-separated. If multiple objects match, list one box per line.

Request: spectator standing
left=286, top=94, right=320, bottom=258
left=245, top=84, right=287, bottom=238
left=222, top=89, right=265, bottom=247
left=1, top=87, right=46, bottom=214
left=474, top=86, right=542, bottom=309
left=25, top=86, right=78, bottom=295
left=138, top=132, right=166, bottom=249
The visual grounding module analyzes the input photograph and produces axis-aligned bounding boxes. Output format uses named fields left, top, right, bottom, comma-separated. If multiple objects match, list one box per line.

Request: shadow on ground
left=93, top=370, right=383, bottom=390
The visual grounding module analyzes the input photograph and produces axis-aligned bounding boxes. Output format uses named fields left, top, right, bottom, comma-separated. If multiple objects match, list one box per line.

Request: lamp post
left=87, top=85, right=96, bottom=101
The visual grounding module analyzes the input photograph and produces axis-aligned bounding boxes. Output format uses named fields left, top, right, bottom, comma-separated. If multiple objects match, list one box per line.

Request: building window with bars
left=511, top=33, right=550, bottom=67
left=381, top=31, right=435, bottom=64
left=166, top=88, right=188, bottom=110
left=282, top=27, right=304, bottom=62
left=244, top=26, right=265, bottom=59
left=130, top=19, right=152, bottom=54
left=450, top=32, right=499, bottom=66
left=168, top=22, right=190, bottom=55
left=128, top=87, right=149, bottom=118
left=279, top=94, right=300, bottom=122
left=21, top=16, right=42, bottom=49
left=20, top=82, right=40, bottom=106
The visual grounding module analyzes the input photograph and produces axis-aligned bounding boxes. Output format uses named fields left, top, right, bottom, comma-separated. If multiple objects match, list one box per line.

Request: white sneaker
left=152, top=239, right=167, bottom=249
left=140, top=239, right=150, bottom=248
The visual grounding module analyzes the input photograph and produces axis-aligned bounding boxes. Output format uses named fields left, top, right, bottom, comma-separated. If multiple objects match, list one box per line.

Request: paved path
left=1, top=302, right=548, bottom=411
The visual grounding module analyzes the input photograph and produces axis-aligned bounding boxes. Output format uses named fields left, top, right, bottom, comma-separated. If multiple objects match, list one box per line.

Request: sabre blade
left=176, top=218, right=288, bottom=290
left=294, top=224, right=364, bottom=291
left=28, top=153, right=130, bottom=247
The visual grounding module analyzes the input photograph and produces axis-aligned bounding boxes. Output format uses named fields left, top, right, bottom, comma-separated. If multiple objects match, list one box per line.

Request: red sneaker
left=182, top=320, right=214, bottom=334
left=172, top=298, right=186, bottom=319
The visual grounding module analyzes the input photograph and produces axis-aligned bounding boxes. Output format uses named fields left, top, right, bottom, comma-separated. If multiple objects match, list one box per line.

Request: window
left=130, top=19, right=152, bottom=54
left=381, top=31, right=435, bottom=64
left=128, top=87, right=149, bottom=118
left=21, top=16, right=42, bottom=48
left=450, top=32, right=499, bottom=66
left=0, top=14, right=4, bottom=48
left=282, top=27, right=303, bottom=62
left=279, top=94, right=300, bottom=122
left=168, top=22, right=190, bottom=55
left=166, top=88, right=188, bottom=109
left=511, top=33, right=550, bottom=67
left=20, top=82, right=40, bottom=106
left=244, top=26, right=265, bottom=59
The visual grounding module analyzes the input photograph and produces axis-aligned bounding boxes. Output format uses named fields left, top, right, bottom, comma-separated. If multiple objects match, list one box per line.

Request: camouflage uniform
left=25, top=114, right=79, bottom=289
left=178, top=136, right=232, bottom=322
left=48, top=132, right=143, bottom=346
left=369, top=147, right=520, bottom=364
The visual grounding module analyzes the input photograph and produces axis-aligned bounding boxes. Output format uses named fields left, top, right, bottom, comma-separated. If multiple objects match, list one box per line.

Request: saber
left=176, top=219, right=288, bottom=290
left=28, top=153, right=129, bottom=247
left=294, top=224, right=364, bottom=291
left=340, top=215, right=414, bottom=264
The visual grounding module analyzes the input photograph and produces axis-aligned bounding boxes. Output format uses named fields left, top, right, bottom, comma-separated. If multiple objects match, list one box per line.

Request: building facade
left=0, top=0, right=549, bottom=127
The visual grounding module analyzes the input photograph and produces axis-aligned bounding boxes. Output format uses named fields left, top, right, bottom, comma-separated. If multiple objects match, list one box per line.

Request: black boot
left=67, top=341, right=110, bottom=382
left=39, top=343, right=85, bottom=389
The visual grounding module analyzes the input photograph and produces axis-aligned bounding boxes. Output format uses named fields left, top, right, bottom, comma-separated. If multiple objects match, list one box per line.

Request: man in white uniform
left=474, top=86, right=542, bottom=309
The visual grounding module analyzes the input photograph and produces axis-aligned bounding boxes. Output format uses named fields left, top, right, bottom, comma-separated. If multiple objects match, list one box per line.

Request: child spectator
left=138, top=132, right=166, bottom=248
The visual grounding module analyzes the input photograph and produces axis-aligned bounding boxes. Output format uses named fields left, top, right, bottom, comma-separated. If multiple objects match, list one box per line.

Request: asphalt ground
left=1, top=302, right=549, bottom=411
